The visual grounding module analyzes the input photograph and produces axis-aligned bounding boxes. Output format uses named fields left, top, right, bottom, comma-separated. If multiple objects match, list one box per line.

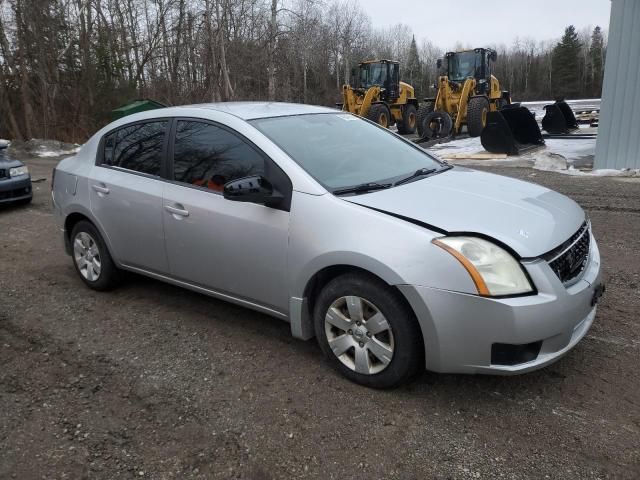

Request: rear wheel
left=397, top=104, right=417, bottom=134
left=416, top=101, right=435, bottom=138
left=71, top=220, right=120, bottom=291
left=366, top=104, right=391, bottom=128
left=314, top=272, right=424, bottom=388
left=467, top=96, right=490, bottom=137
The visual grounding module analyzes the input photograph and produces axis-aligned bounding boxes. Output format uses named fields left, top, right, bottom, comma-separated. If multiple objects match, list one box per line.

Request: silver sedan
left=52, top=102, right=604, bottom=388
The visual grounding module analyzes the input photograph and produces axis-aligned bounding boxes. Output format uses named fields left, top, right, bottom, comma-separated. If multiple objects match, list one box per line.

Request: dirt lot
left=1, top=156, right=639, bottom=479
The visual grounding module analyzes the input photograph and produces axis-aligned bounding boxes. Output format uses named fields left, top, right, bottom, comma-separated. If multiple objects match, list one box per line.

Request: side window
left=101, top=121, right=167, bottom=176
left=173, top=121, right=265, bottom=192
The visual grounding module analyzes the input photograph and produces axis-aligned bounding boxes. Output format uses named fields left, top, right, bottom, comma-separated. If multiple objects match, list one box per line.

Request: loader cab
left=444, top=48, right=497, bottom=88
left=356, top=60, right=400, bottom=100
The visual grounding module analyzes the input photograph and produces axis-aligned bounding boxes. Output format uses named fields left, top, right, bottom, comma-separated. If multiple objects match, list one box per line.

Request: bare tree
left=0, top=0, right=608, bottom=142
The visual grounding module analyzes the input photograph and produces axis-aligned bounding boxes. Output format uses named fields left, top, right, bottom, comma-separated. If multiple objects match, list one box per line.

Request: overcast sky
left=365, top=0, right=611, bottom=49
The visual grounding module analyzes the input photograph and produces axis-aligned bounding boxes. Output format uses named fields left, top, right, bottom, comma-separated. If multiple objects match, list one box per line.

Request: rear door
left=162, top=119, right=291, bottom=312
left=89, top=120, right=170, bottom=274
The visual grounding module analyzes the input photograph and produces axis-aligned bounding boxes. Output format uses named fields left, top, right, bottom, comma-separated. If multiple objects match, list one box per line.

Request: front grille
left=544, top=221, right=591, bottom=284
left=0, top=169, right=6, bottom=179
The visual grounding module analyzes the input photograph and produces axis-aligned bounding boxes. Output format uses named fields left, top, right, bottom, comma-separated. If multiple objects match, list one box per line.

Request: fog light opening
left=491, top=341, right=543, bottom=366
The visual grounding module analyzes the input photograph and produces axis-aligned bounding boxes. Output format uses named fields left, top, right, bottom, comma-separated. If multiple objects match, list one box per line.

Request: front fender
left=292, top=251, right=406, bottom=300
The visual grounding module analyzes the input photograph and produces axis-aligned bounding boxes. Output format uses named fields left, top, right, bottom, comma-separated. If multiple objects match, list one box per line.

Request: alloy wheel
left=73, top=231, right=101, bottom=281
left=324, top=296, right=394, bottom=375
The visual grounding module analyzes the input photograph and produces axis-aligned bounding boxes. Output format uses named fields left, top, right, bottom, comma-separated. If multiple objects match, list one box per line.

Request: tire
left=313, top=272, right=424, bottom=389
left=416, top=101, right=435, bottom=138
left=420, top=110, right=453, bottom=140
left=467, top=96, right=490, bottom=137
left=366, top=103, right=391, bottom=129
left=70, top=220, right=120, bottom=291
left=396, top=104, right=417, bottom=135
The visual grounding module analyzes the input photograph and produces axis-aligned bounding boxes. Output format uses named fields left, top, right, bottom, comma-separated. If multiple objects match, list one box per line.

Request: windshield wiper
left=333, top=182, right=392, bottom=196
left=394, top=167, right=438, bottom=186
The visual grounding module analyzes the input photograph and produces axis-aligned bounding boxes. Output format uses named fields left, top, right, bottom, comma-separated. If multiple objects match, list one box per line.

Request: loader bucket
left=542, top=101, right=579, bottom=134
left=481, top=105, right=544, bottom=155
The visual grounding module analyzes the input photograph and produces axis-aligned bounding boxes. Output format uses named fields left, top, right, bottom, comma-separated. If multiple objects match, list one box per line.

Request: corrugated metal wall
left=594, top=0, right=640, bottom=170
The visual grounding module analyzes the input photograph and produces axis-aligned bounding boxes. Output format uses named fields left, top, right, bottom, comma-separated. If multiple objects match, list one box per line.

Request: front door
left=162, top=120, right=290, bottom=312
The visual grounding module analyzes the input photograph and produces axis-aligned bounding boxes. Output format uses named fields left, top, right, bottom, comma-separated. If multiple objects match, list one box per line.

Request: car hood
left=0, top=149, right=22, bottom=168
left=347, top=167, right=585, bottom=258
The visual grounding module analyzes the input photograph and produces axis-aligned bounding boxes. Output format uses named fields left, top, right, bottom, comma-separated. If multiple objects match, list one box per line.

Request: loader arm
left=342, top=85, right=358, bottom=114
left=359, top=86, right=381, bottom=118
left=454, top=78, right=476, bottom=134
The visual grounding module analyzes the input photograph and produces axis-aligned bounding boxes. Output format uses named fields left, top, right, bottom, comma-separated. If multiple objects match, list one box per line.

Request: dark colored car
left=0, top=144, right=32, bottom=205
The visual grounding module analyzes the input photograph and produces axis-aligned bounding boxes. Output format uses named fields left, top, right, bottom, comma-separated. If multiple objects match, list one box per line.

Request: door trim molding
left=121, top=263, right=289, bottom=321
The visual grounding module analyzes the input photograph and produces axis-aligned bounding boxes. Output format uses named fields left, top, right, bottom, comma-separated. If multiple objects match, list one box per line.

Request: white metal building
left=594, top=0, right=640, bottom=169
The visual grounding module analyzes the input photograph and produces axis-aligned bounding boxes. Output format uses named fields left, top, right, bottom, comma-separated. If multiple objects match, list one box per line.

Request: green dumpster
left=111, top=99, right=167, bottom=121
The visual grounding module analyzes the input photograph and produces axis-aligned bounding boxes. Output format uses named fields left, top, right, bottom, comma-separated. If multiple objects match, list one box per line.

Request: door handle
left=92, top=184, right=110, bottom=195
left=165, top=204, right=190, bottom=217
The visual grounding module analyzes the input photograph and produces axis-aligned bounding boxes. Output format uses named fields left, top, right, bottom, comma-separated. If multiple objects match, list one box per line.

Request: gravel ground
left=1, top=156, right=639, bottom=479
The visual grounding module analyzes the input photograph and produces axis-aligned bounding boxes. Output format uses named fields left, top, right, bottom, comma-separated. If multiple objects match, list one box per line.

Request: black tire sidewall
left=467, top=96, right=489, bottom=137
left=416, top=102, right=435, bottom=138
left=313, top=273, right=424, bottom=388
left=422, top=111, right=453, bottom=139
left=70, top=220, right=120, bottom=291
left=397, top=104, right=417, bottom=134
left=366, top=104, right=391, bottom=128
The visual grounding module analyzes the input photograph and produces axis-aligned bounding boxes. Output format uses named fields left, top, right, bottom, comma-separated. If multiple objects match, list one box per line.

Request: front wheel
left=467, top=96, right=490, bottom=137
left=314, top=273, right=424, bottom=388
left=397, top=104, right=417, bottom=134
left=366, top=104, right=392, bottom=129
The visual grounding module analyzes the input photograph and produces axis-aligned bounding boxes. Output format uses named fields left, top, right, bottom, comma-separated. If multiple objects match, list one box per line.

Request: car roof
left=177, top=102, right=337, bottom=120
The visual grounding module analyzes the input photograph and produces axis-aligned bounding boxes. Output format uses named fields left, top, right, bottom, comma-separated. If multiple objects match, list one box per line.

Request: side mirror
left=436, top=59, right=442, bottom=69
left=489, top=51, right=497, bottom=62
left=223, top=175, right=283, bottom=207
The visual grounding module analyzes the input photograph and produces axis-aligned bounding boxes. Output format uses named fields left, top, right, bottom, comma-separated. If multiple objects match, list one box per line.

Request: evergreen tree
left=406, top=35, right=421, bottom=90
left=551, top=25, right=582, bottom=99
left=589, top=26, right=605, bottom=97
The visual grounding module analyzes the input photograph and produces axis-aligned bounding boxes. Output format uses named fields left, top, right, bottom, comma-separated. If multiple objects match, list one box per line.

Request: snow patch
left=8, top=139, right=81, bottom=158
left=560, top=166, right=640, bottom=177
left=427, top=137, right=483, bottom=157
left=532, top=153, right=568, bottom=171
left=34, top=146, right=81, bottom=158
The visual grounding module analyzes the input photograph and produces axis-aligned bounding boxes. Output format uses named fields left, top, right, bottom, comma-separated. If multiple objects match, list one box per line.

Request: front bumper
left=399, top=232, right=602, bottom=374
left=0, top=176, right=32, bottom=203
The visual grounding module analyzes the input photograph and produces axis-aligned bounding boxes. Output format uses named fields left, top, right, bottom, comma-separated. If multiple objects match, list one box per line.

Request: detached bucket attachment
left=481, top=104, right=544, bottom=155
left=542, top=100, right=579, bottom=134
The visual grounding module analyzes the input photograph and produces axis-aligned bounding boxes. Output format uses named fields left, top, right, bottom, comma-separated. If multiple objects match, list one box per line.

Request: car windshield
left=251, top=113, right=444, bottom=191
left=448, top=51, right=479, bottom=82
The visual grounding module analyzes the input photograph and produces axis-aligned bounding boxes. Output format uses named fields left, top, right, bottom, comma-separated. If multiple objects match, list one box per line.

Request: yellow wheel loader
left=340, top=60, right=419, bottom=134
left=417, top=48, right=512, bottom=139
left=418, top=48, right=544, bottom=155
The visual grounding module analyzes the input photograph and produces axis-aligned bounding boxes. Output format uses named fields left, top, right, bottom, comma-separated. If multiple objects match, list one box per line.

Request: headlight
left=433, top=236, right=534, bottom=296
left=9, top=166, right=29, bottom=177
